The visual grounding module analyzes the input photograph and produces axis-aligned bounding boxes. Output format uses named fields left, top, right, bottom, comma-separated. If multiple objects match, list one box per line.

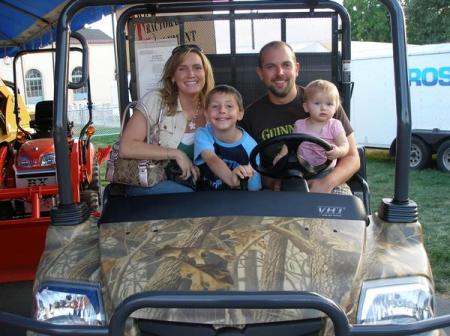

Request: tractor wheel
left=436, top=140, right=450, bottom=173
left=0, top=201, right=13, bottom=219
left=89, top=161, right=101, bottom=192
left=80, top=190, right=100, bottom=212
left=88, top=161, right=102, bottom=207
left=409, top=137, right=431, bottom=170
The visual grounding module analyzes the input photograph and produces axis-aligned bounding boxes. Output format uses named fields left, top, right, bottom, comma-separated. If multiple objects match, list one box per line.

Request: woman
left=119, top=44, right=215, bottom=195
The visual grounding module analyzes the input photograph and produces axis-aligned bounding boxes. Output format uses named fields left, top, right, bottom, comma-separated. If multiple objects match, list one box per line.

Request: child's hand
left=273, top=144, right=288, bottom=165
left=325, top=144, right=342, bottom=160
left=232, top=165, right=254, bottom=186
left=233, top=164, right=254, bottom=179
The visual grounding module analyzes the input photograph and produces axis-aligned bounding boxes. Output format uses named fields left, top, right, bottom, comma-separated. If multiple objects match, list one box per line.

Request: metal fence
left=68, top=103, right=121, bottom=137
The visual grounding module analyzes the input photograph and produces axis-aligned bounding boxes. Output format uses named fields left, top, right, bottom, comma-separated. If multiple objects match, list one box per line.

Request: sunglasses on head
left=171, top=44, right=203, bottom=55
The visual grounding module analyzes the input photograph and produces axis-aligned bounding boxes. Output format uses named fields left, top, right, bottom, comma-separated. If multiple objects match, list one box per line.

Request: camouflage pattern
left=32, top=211, right=434, bottom=333
left=99, top=215, right=364, bottom=324
left=33, top=217, right=113, bottom=319
left=34, top=217, right=100, bottom=284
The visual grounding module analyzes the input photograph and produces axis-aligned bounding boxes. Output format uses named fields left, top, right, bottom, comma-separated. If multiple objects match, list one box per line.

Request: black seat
left=31, top=100, right=53, bottom=138
left=347, top=146, right=371, bottom=214
left=208, top=52, right=338, bottom=107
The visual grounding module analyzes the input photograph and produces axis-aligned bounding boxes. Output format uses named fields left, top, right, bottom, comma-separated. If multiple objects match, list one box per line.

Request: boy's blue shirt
left=194, top=123, right=261, bottom=191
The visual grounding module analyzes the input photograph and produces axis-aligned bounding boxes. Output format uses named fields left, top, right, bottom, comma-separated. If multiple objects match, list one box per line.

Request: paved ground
left=0, top=281, right=32, bottom=336
left=0, top=281, right=449, bottom=336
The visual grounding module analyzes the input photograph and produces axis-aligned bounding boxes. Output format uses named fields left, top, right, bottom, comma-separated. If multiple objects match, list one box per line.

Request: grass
left=92, top=135, right=450, bottom=296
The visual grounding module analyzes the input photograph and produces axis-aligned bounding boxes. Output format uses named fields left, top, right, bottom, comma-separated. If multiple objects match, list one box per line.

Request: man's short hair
left=258, top=41, right=297, bottom=68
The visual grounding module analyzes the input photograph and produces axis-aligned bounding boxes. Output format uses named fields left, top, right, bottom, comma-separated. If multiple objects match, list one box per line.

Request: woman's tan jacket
left=135, top=90, right=188, bottom=149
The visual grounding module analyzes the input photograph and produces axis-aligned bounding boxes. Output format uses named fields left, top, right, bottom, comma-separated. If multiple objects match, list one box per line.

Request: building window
left=71, top=67, right=88, bottom=101
left=25, top=69, right=43, bottom=105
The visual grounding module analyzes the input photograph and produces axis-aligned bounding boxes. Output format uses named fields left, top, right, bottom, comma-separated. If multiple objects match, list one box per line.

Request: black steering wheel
left=249, top=134, right=334, bottom=180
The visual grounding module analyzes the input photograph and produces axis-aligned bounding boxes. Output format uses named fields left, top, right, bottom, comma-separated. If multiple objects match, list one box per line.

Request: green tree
left=343, top=0, right=391, bottom=42
left=404, top=0, right=450, bottom=44
left=344, top=0, right=450, bottom=44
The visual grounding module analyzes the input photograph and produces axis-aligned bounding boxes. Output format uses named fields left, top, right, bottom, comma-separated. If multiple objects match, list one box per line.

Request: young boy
left=194, top=85, right=261, bottom=190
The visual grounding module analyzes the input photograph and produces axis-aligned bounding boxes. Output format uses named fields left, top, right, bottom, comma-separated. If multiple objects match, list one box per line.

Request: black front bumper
left=1, top=291, right=450, bottom=336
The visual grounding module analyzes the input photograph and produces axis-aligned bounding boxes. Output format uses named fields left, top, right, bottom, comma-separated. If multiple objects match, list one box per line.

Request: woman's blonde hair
left=159, top=46, right=215, bottom=116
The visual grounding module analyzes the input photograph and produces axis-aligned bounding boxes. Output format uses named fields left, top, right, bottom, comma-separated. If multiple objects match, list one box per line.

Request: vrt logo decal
left=318, top=206, right=346, bottom=217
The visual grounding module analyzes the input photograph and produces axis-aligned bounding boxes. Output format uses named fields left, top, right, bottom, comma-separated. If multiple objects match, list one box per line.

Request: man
left=240, top=41, right=360, bottom=193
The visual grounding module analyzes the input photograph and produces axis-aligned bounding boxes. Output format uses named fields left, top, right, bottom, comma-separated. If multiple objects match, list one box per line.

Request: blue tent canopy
left=0, top=1, right=117, bottom=57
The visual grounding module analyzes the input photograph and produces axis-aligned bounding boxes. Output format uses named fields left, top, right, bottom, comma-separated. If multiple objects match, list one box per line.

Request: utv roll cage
left=1, top=0, right=449, bottom=335
left=51, top=0, right=415, bottom=226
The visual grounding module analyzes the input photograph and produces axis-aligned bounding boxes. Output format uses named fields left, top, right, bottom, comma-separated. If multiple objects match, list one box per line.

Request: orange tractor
left=0, top=32, right=103, bottom=282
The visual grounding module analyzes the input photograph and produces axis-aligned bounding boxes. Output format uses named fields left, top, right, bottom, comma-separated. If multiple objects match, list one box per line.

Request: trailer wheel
left=436, top=140, right=450, bottom=173
left=410, top=137, right=431, bottom=170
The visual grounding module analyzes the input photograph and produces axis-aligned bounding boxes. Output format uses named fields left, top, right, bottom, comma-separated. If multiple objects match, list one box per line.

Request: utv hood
left=99, top=192, right=366, bottom=325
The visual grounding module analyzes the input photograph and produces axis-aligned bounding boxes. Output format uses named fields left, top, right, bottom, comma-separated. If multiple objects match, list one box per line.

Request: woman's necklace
left=187, top=102, right=201, bottom=131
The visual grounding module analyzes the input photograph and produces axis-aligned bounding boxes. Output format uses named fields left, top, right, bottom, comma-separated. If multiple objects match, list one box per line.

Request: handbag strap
left=119, top=101, right=137, bottom=136
left=120, top=101, right=164, bottom=145
left=146, top=104, right=164, bottom=145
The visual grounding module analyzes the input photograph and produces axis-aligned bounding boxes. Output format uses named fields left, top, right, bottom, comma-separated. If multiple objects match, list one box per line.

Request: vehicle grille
left=138, top=318, right=323, bottom=336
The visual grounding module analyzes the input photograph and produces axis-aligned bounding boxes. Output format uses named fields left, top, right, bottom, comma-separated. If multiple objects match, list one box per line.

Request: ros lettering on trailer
left=409, top=66, right=450, bottom=86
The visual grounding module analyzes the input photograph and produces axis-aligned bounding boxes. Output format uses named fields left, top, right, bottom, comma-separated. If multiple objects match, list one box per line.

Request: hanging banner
left=116, top=5, right=217, bottom=53
left=134, top=38, right=177, bottom=98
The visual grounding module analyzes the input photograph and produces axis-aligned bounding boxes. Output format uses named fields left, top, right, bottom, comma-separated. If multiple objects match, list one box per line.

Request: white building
left=0, top=28, right=119, bottom=134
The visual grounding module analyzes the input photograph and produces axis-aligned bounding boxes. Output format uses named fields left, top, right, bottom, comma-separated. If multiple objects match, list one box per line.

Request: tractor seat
left=31, top=100, right=53, bottom=138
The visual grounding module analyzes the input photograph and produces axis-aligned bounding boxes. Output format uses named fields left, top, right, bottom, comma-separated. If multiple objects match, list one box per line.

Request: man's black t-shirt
left=240, top=86, right=353, bottom=164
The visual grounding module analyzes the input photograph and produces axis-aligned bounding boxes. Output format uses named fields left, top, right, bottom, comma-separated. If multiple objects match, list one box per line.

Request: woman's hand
left=173, top=149, right=198, bottom=181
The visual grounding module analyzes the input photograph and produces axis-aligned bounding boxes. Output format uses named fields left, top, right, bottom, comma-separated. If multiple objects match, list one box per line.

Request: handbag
left=105, top=103, right=167, bottom=187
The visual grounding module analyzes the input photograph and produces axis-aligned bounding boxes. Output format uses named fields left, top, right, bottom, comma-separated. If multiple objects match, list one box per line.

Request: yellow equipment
left=0, top=78, right=33, bottom=143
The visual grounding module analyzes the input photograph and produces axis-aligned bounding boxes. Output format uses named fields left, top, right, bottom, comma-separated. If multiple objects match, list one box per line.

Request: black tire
left=89, top=161, right=101, bottom=192
left=389, top=140, right=397, bottom=157
left=436, top=140, right=450, bottom=173
left=80, top=190, right=99, bottom=212
left=88, top=161, right=102, bottom=206
left=409, top=137, right=431, bottom=170
left=0, top=201, right=13, bottom=219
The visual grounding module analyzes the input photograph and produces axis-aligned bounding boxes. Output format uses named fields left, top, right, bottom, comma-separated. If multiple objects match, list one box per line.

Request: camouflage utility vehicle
left=1, top=0, right=450, bottom=335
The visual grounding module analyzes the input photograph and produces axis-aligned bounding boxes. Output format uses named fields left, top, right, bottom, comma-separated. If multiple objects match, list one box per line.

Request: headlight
left=40, top=153, right=56, bottom=166
left=357, top=276, right=434, bottom=325
left=34, top=282, right=106, bottom=326
left=17, top=155, right=32, bottom=168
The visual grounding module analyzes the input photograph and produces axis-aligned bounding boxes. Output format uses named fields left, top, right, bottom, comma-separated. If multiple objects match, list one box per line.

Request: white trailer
left=350, top=43, right=450, bottom=172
